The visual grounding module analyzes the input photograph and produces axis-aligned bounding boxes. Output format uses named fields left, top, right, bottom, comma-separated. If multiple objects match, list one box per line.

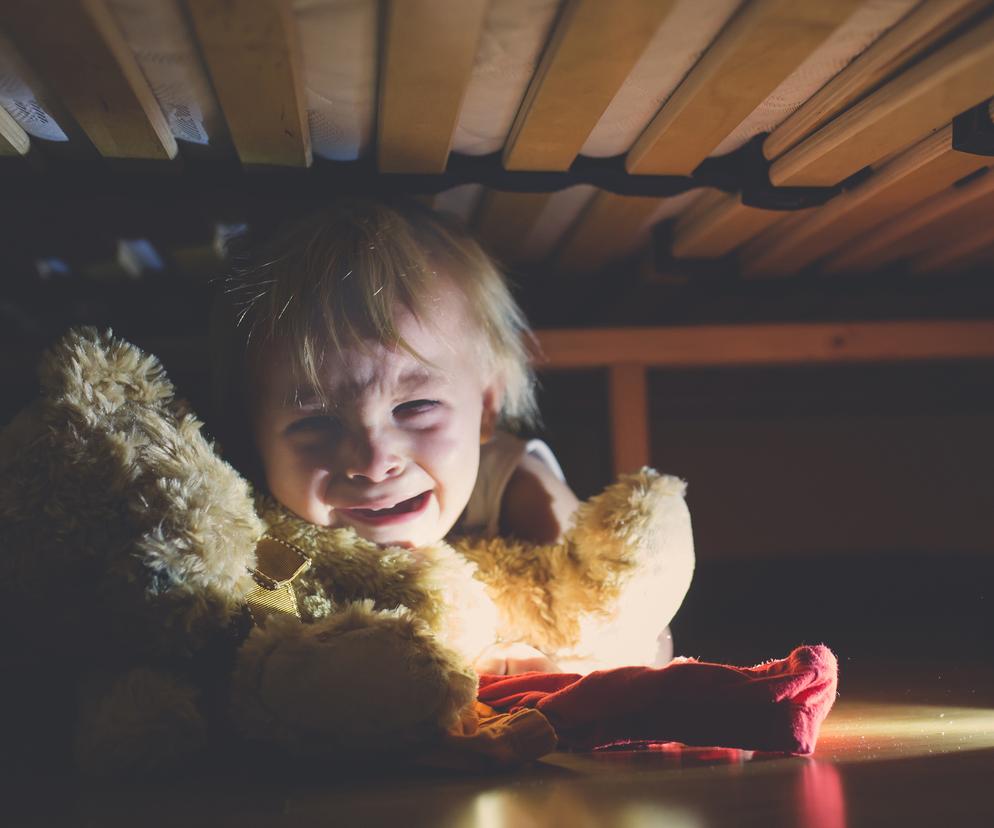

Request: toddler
left=211, top=199, right=682, bottom=674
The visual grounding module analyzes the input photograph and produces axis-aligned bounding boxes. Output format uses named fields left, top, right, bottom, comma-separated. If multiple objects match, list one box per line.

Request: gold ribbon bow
left=245, top=535, right=312, bottom=625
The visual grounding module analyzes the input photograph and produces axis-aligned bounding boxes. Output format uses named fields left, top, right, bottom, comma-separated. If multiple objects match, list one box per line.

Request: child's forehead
left=258, top=340, right=442, bottom=398
left=258, top=320, right=480, bottom=407
left=250, top=280, right=489, bottom=401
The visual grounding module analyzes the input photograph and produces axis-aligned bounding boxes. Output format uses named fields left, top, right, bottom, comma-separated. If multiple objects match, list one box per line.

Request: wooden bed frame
left=536, top=320, right=994, bottom=474
left=3, top=1, right=994, bottom=269
left=2, top=2, right=994, bottom=462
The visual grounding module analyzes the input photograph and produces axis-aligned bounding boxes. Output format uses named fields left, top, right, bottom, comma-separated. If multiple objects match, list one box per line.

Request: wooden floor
left=11, top=662, right=994, bottom=827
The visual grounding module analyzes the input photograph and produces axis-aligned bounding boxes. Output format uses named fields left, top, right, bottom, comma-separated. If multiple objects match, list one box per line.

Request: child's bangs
left=223, top=197, right=537, bottom=424
left=242, top=206, right=442, bottom=406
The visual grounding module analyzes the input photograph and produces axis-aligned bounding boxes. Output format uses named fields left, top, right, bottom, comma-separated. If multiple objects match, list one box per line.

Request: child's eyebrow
left=396, top=365, right=442, bottom=392
left=284, top=366, right=442, bottom=409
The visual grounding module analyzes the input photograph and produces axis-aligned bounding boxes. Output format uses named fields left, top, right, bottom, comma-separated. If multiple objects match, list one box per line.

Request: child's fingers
left=474, top=642, right=559, bottom=675
left=473, top=654, right=508, bottom=675
left=473, top=643, right=508, bottom=675
left=503, top=643, right=559, bottom=675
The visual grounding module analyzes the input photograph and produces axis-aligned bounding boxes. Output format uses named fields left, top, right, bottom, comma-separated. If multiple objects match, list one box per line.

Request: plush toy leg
left=74, top=668, right=208, bottom=776
left=230, top=602, right=478, bottom=756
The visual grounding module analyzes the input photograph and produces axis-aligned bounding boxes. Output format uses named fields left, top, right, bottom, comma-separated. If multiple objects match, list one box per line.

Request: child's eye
left=393, top=399, right=440, bottom=418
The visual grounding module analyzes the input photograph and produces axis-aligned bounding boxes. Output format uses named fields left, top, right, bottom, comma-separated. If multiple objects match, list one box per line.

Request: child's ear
left=480, top=382, right=502, bottom=443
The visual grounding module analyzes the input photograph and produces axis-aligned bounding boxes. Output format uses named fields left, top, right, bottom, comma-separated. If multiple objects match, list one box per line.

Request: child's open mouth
left=341, top=491, right=431, bottom=525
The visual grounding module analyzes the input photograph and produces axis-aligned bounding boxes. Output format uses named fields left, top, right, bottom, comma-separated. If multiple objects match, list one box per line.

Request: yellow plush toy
left=0, top=328, right=694, bottom=774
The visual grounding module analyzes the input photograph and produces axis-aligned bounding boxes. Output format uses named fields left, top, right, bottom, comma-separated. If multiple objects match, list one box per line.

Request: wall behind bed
left=537, top=360, right=994, bottom=560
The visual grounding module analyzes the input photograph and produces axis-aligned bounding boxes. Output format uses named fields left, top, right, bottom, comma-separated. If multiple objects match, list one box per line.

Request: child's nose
left=343, top=427, right=404, bottom=483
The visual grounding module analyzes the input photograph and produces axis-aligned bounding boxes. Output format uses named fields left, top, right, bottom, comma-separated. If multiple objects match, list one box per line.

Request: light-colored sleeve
left=522, top=438, right=566, bottom=482
left=459, top=432, right=565, bottom=538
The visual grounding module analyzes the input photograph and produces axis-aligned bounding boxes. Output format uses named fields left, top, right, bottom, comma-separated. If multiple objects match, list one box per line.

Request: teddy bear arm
left=555, top=474, right=695, bottom=671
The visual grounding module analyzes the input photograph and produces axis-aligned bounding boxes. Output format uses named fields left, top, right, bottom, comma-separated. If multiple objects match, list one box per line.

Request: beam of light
left=816, top=702, right=994, bottom=763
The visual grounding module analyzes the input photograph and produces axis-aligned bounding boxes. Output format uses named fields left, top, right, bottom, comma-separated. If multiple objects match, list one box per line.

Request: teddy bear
left=0, top=328, right=694, bottom=775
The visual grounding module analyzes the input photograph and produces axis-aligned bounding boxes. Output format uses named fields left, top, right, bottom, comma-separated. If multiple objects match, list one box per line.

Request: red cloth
left=478, top=644, right=838, bottom=755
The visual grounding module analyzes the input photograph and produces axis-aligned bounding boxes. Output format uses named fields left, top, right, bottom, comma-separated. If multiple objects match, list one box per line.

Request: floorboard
left=8, top=661, right=993, bottom=827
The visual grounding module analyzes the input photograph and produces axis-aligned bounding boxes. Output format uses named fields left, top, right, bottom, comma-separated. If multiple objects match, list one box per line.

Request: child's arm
left=473, top=641, right=559, bottom=675
left=498, top=452, right=580, bottom=544
left=471, top=452, right=579, bottom=676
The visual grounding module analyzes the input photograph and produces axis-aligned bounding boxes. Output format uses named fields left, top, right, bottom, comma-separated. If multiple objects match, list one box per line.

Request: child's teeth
left=352, top=493, right=425, bottom=518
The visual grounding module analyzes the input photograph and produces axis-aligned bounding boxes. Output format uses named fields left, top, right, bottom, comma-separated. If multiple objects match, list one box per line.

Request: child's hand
left=473, top=642, right=559, bottom=675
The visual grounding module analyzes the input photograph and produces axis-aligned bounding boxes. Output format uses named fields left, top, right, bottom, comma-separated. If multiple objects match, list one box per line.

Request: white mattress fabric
left=295, top=0, right=377, bottom=162
left=0, top=30, right=68, bottom=142
left=580, top=0, right=743, bottom=158
left=451, top=0, right=562, bottom=156
left=108, top=0, right=223, bottom=148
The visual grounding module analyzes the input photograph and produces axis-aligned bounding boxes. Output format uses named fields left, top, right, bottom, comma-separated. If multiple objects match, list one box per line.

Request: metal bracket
left=952, top=99, right=994, bottom=156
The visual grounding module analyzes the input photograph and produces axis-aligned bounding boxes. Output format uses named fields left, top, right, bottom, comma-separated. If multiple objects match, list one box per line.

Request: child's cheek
left=418, top=418, right=479, bottom=489
left=418, top=424, right=463, bottom=468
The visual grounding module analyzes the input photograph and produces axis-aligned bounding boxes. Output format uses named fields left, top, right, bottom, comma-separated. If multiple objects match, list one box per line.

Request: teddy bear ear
left=31, top=326, right=263, bottom=630
left=38, top=327, right=175, bottom=417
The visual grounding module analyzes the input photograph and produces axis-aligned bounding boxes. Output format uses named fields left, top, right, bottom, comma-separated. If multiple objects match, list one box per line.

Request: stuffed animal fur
left=0, top=328, right=694, bottom=774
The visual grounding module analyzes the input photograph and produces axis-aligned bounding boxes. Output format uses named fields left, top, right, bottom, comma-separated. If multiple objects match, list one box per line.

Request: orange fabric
left=417, top=702, right=557, bottom=770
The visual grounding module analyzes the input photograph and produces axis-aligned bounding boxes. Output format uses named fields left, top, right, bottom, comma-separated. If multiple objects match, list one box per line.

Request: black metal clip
left=952, top=98, right=994, bottom=157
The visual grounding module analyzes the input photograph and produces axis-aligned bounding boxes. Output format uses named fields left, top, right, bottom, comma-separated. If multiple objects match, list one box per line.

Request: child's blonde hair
left=211, top=198, right=537, bottom=478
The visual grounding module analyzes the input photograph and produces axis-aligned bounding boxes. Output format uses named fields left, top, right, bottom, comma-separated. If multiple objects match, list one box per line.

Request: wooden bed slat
left=474, top=190, right=553, bottom=264
left=912, top=222, right=994, bottom=273
left=625, top=0, right=862, bottom=176
left=503, top=0, right=674, bottom=172
left=737, top=209, right=818, bottom=278
left=834, top=170, right=994, bottom=274
left=536, top=321, right=994, bottom=368
left=671, top=192, right=787, bottom=259
left=608, top=364, right=649, bottom=474
left=186, top=0, right=310, bottom=167
left=746, top=124, right=992, bottom=276
left=770, top=14, right=994, bottom=186
left=1, top=0, right=176, bottom=160
left=554, top=191, right=662, bottom=274
left=378, top=0, right=488, bottom=173
left=0, top=106, right=30, bottom=156
left=819, top=141, right=990, bottom=273
left=672, top=188, right=728, bottom=229
left=763, top=0, right=986, bottom=160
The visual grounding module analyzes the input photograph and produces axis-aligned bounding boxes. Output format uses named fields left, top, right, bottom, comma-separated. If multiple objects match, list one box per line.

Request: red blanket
left=477, top=644, right=838, bottom=755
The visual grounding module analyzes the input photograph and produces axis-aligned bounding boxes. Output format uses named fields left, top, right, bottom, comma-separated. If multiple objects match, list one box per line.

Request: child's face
left=252, top=289, right=498, bottom=548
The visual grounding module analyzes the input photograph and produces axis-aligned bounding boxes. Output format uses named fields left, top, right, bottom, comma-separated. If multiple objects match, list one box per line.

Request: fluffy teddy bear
left=0, top=328, right=694, bottom=775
